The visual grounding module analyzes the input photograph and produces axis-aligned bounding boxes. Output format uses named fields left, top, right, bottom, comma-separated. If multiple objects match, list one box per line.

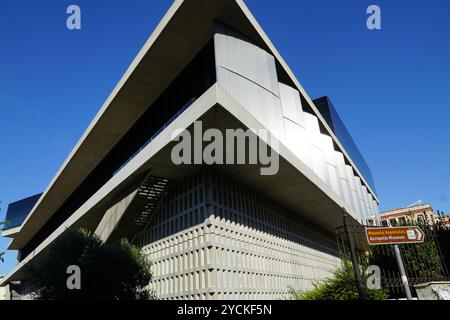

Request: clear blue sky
left=1, top=0, right=449, bottom=275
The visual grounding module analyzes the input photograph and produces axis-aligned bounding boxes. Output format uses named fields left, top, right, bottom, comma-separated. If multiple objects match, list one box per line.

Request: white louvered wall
left=137, top=170, right=340, bottom=300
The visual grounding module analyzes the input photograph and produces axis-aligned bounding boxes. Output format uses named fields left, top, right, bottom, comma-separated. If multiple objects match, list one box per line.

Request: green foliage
left=288, top=261, right=388, bottom=300
left=27, top=228, right=153, bottom=300
left=368, top=222, right=447, bottom=299
left=370, top=222, right=446, bottom=290
left=400, top=229, right=445, bottom=281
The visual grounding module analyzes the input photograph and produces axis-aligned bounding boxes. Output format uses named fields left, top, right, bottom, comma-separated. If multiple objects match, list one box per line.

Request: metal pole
left=393, top=244, right=413, bottom=300
left=342, top=208, right=367, bottom=300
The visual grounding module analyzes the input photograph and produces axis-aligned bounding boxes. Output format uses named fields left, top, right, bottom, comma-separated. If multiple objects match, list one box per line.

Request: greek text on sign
left=365, top=227, right=425, bottom=245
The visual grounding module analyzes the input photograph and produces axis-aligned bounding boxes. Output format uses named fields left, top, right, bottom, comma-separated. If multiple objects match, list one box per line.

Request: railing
left=113, top=98, right=197, bottom=176
left=335, top=217, right=450, bottom=299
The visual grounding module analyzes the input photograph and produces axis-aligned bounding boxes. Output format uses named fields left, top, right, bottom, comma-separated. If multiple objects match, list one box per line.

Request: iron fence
left=335, top=214, right=449, bottom=299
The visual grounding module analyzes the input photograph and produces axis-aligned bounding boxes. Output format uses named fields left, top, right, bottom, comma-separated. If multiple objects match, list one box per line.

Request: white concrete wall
left=137, top=170, right=340, bottom=300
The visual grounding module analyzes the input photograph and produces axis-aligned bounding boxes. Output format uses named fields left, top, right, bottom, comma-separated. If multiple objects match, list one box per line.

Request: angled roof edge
left=2, top=83, right=361, bottom=285
left=1, top=226, right=21, bottom=238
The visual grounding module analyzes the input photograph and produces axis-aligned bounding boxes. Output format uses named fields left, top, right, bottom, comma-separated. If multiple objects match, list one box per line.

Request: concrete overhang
left=9, top=0, right=377, bottom=251
left=2, top=227, right=21, bottom=238
left=1, top=84, right=360, bottom=285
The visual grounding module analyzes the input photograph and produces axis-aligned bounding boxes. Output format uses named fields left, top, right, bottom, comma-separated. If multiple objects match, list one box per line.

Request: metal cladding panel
left=341, top=177, right=353, bottom=211
left=325, top=153, right=344, bottom=200
left=362, top=188, right=371, bottom=219
left=345, top=165, right=356, bottom=191
left=319, top=134, right=335, bottom=164
left=327, top=163, right=341, bottom=199
left=320, top=135, right=339, bottom=195
left=279, top=82, right=313, bottom=169
left=215, top=26, right=285, bottom=141
left=308, top=141, right=329, bottom=187
left=335, top=152, right=347, bottom=178
left=360, top=186, right=369, bottom=220
left=216, top=67, right=284, bottom=139
left=279, top=83, right=304, bottom=127
left=372, top=199, right=380, bottom=217
left=346, top=165, right=362, bottom=217
left=214, top=31, right=279, bottom=97
left=283, top=118, right=312, bottom=168
left=368, top=195, right=376, bottom=217
left=362, top=186, right=373, bottom=218
left=320, top=135, right=343, bottom=198
left=354, top=175, right=363, bottom=217
left=303, top=112, right=320, bottom=135
left=334, top=152, right=351, bottom=205
left=350, top=188, right=360, bottom=216
left=303, top=113, right=329, bottom=186
left=265, top=95, right=285, bottom=140
left=354, top=176, right=368, bottom=220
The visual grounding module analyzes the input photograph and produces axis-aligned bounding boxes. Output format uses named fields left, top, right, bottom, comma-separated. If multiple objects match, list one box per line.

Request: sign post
left=393, top=244, right=413, bottom=300
left=365, top=226, right=425, bottom=300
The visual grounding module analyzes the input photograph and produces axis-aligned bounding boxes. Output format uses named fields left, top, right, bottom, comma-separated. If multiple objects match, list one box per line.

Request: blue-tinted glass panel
left=314, top=97, right=377, bottom=194
left=3, top=193, right=42, bottom=230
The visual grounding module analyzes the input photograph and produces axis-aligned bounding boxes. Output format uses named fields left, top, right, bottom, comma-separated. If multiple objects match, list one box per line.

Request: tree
left=288, top=261, right=388, bottom=300
left=26, top=228, right=153, bottom=300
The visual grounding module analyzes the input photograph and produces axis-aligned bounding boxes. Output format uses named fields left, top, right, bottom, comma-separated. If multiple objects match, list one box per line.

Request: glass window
left=313, top=97, right=377, bottom=194
left=3, top=193, right=42, bottom=230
